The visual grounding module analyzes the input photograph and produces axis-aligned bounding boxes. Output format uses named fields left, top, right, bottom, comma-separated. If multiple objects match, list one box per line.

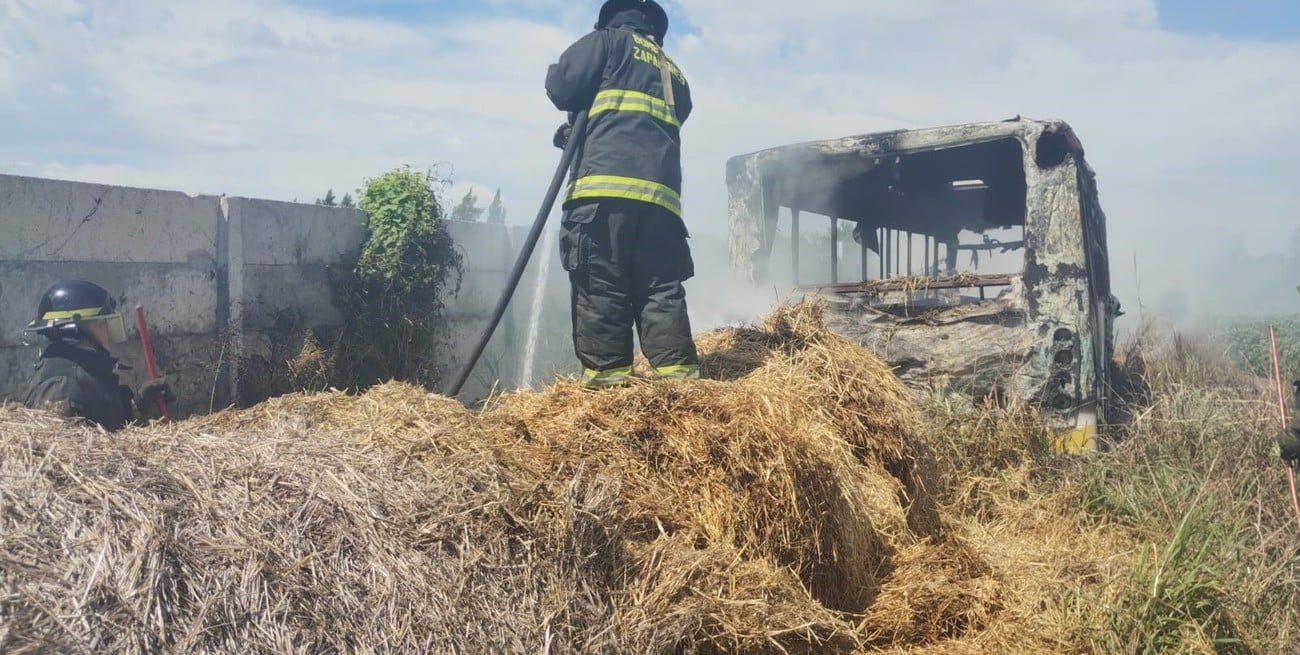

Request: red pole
left=1269, top=325, right=1300, bottom=530
left=1271, top=326, right=1289, bottom=427
left=135, top=306, right=170, bottom=422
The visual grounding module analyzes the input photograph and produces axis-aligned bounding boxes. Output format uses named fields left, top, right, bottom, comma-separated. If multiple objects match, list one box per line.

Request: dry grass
left=5, top=301, right=1294, bottom=654
left=1, top=301, right=1001, bottom=654
left=0, top=398, right=557, bottom=654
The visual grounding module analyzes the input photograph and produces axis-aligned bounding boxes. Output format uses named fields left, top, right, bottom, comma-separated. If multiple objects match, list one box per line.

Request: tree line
left=317, top=187, right=507, bottom=225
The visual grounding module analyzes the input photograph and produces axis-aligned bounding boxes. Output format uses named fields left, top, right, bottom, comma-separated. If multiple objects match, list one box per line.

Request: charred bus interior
left=772, top=137, right=1029, bottom=314
left=729, top=119, right=1119, bottom=454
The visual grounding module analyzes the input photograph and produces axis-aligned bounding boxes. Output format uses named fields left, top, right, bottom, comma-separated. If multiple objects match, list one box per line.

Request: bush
left=331, top=166, right=463, bottom=389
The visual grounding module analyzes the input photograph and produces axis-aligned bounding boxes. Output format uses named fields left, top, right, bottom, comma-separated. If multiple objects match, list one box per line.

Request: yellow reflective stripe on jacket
left=41, top=307, right=104, bottom=320
left=582, top=366, right=633, bottom=388
left=567, top=175, right=682, bottom=217
left=589, top=89, right=680, bottom=128
left=653, top=364, right=699, bottom=379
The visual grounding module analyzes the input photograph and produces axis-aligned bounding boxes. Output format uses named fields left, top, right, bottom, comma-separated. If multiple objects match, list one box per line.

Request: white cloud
left=666, top=1, right=1300, bottom=313
left=1, top=0, right=1298, bottom=317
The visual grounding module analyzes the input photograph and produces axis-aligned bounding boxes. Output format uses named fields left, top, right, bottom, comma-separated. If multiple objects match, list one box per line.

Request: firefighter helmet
left=596, top=0, right=669, bottom=43
left=25, top=280, right=127, bottom=345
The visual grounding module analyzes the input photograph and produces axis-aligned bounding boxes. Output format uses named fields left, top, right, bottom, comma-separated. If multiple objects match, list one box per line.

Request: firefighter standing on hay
left=546, top=0, right=700, bottom=389
left=22, top=280, right=174, bottom=431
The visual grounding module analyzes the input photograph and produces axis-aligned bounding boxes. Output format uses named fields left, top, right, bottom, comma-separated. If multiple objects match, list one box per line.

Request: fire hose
left=1268, top=325, right=1300, bottom=530
left=445, top=111, right=590, bottom=398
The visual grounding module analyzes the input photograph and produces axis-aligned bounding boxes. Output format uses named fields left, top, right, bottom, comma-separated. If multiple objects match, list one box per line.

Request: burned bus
left=726, top=118, right=1121, bottom=453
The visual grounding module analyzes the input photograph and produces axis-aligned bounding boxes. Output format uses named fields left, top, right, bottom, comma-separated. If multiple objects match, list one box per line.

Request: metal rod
left=446, top=111, right=589, bottom=398
left=924, top=236, right=931, bottom=276
left=860, top=224, right=869, bottom=282
left=791, top=209, right=801, bottom=286
left=885, top=228, right=892, bottom=279
left=892, top=229, right=899, bottom=277
left=894, top=230, right=901, bottom=276
left=878, top=228, right=885, bottom=280
left=889, top=229, right=896, bottom=277
left=906, top=232, right=913, bottom=277
left=830, top=217, right=839, bottom=284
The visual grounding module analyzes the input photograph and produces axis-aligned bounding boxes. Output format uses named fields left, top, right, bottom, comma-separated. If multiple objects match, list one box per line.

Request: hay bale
left=614, top=536, right=859, bottom=655
left=862, top=539, right=1003, bottom=645
left=0, top=301, right=1003, bottom=654
left=484, top=380, right=903, bottom=643
left=0, top=403, right=591, bottom=654
left=487, top=303, right=939, bottom=618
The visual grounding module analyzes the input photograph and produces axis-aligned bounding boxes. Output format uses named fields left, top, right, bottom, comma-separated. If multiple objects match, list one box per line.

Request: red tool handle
left=134, top=305, right=170, bottom=422
left=1269, top=325, right=1300, bottom=531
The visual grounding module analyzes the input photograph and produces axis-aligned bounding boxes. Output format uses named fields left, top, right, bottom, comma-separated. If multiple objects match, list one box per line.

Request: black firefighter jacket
left=24, top=342, right=136, bottom=431
left=545, top=25, right=692, bottom=218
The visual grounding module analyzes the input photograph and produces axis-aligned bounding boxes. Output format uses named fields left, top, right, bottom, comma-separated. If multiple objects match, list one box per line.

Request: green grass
left=1211, top=315, right=1300, bottom=385
left=924, top=330, right=1300, bottom=654
left=1081, top=341, right=1298, bottom=654
left=1084, top=339, right=1299, bottom=654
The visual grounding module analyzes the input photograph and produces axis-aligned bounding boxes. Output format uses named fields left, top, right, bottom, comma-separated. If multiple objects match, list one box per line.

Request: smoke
left=684, top=233, right=787, bottom=332
left=1134, top=226, right=1300, bottom=323
left=3, top=0, right=1297, bottom=329
left=665, top=1, right=1300, bottom=329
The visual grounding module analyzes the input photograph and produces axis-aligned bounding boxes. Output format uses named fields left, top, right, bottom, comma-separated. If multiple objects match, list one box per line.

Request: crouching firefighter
left=22, top=280, right=174, bottom=431
left=546, top=0, right=699, bottom=389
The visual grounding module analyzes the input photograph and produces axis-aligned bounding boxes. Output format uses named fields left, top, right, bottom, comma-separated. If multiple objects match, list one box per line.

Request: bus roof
left=725, top=116, right=1084, bottom=185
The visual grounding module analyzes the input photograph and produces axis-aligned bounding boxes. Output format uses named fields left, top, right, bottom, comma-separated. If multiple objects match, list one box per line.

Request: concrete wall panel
left=451, top=220, right=512, bottom=273
left=241, top=264, right=344, bottom=332
left=236, top=198, right=366, bottom=266
left=443, top=269, right=511, bottom=320
left=440, top=315, right=516, bottom=402
left=0, top=174, right=220, bottom=264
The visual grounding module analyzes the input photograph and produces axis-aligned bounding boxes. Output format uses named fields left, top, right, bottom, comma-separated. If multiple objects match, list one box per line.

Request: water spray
left=445, top=112, right=589, bottom=398
left=520, top=225, right=558, bottom=388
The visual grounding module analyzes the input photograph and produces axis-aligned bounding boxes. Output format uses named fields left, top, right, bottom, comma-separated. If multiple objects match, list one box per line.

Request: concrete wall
left=0, top=172, right=554, bottom=416
left=0, top=174, right=226, bottom=416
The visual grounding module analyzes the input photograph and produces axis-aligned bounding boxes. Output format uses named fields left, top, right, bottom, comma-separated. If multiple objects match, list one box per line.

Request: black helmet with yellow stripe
left=25, top=280, right=127, bottom=345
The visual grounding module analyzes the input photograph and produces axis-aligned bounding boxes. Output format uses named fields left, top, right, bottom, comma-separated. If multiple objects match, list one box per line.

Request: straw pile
left=1, top=302, right=1007, bottom=654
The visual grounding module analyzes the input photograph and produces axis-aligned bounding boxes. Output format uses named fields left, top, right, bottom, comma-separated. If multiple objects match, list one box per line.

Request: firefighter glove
left=136, top=379, right=176, bottom=414
left=553, top=121, right=573, bottom=150
left=1277, top=426, right=1300, bottom=463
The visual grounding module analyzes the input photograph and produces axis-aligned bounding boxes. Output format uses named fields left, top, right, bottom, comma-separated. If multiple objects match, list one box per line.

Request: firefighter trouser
left=559, top=199, right=699, bottom=388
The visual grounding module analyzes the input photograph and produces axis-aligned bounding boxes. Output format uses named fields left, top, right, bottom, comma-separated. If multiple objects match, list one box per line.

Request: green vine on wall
left=333, top=166, right=464, bottom=389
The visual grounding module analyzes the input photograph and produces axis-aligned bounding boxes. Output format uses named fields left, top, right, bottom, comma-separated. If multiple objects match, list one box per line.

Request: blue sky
left=286, top=0, right=558, bottom=23
left=2, top=0, right=1299, bottom=317
left=286, top=0, right=1300, bottom=41
left=1157, top=0, right=1300, bottom=40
